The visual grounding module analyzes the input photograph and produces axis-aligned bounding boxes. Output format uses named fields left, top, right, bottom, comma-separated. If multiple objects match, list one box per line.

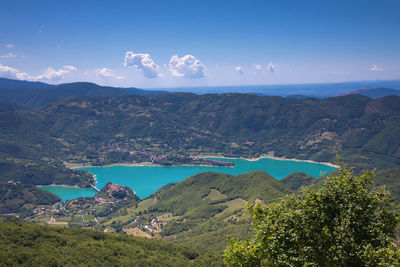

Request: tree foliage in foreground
left=224, top=166, right=400, bottom=266
left=0, top=221, right=222, bottom=266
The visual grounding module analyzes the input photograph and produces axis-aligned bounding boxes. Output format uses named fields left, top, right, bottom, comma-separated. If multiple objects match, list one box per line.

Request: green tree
left=224, top=166, right=400, bottom=266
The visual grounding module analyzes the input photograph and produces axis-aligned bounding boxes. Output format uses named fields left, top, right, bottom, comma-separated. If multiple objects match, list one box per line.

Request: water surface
left=41, top=157, right=336, bottom=200
left=39, top=186, right=97, bottom=201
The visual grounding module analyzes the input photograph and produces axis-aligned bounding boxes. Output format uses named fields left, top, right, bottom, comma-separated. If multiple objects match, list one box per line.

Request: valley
left=1, top=79, right=400, bottom=264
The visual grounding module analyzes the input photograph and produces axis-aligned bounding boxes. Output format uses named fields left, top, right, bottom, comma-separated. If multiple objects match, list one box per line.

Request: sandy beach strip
left=36, top=184, right=82, bottom=188
left=67, top=162, right=162, bottom=169
left=198, top=154, right=340, bottom=168
left=65, top=154, right=339, bottom=169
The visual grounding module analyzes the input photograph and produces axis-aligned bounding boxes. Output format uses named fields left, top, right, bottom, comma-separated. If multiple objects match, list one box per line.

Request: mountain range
left=1, top=77, right=400, bottom=264
left=2, top=92, right=400, bottom=170
left=1, top=78, right=400, bottom=109
left=0, top=78, right=166, bottom=109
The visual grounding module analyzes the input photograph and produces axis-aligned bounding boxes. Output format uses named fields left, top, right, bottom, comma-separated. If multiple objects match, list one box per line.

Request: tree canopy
left=224, top=166, right=400, bottom=266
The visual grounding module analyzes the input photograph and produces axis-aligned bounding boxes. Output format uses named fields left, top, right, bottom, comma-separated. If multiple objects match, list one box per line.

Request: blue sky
left=0, top=0, right=399, bottom=88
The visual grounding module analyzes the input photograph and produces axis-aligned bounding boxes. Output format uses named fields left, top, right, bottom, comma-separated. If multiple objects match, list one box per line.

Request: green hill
left=0, top=222, right=222, bottom=266
left=34, top=182, right=142, bottom=229
left=349, top=87, right=400, bottom=98
left=150, top=171, right=293, bottom=216
left=96, top=181, right=140, bottom=202
left=0, top=82, right=129, bottom=109
left=0, top=77, right=52, bottom=89
left=280, top=172, right=319, bottom=191
left=1, top=93, right=400, bottom=171
left=281, top=168, right=400, bottom=203
left=28, top=170, right=293, bottom=252
left=88, top=171, right=294, bottom=251
left=0, top=78, right=165, bottom=109
left=0, top=160, right=94, bottom=187
left=374, top=168, right=400, bottom=202
left=0, top=181, right=60, bottom=214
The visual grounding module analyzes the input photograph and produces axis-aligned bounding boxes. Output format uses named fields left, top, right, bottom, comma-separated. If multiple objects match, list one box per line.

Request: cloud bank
left=169, top=55, right=207, bottom=78
left=35, top=66, right=77, bottom=80
left=0, top=64, right=33, bottom=80
left=0, top=64, right=77, bottom=81
left=252, top=62, right=277, bottom=74
left=253, top=64, right=263, bottom=71
left=0, top=64, right=20, bottom=78
left=95, top=67, right=123, bottom=79
left=124, top=52, right=160, bottom=79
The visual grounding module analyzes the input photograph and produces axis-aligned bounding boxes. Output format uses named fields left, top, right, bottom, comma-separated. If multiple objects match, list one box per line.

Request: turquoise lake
left=40, top=157, right=336, bottom=201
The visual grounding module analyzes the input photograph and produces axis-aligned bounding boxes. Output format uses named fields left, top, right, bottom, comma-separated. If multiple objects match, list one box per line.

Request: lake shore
left=197, top=154, right=340, bottom=168
left=36, top=184, right=83, bottom=188
left=66, top=162, right=162, bottom=169
left=67, top=161, right=233, bottom=169
left=65, top=155, right=339, bottom=169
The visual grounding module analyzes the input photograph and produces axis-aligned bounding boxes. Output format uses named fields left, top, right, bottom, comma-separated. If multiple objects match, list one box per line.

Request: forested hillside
left=0, top=78, right=165, bottom=109
left=26, top=167, right=400, bottom=252
left=0, top=221, right=222, bottom=266
left=0, top=182, right=60, bottom=214
left=29, top=171, right=294, bottom=252
left=1, top=93, right=399, bottom=170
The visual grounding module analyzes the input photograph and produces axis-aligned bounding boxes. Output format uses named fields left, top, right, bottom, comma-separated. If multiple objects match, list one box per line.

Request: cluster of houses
left=144, top=217, right=160, bottom=232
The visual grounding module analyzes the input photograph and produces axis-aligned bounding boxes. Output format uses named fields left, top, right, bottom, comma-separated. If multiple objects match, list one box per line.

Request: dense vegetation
left=224, top=167, right=400, bottom=266
left=0, top=78, right=165, bottom=109
left=149, top=171, right=293, bottom=216
left=28, top=182, right=141, bottom=230
left=374, top=168, right=400, bottom=202
left=0, top=160, right=94, bottom=187
left=29, top=171, right=294, bottom=251
left=0, top=181, right=60, bottom=214
left=4, top=167, right=400, bottom=263
left=0, top=79, right=400, bottom=263
left=279, top=172, right=318, bottom=191
left=1, top=92, right=399, bottom=171
left=349, top=87, right=400, bottom=98
left=0, top=221, right=222, bottom=266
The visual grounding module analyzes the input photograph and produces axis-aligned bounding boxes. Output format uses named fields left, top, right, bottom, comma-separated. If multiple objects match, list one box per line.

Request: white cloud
left=370, top=64, right=383, bottom=71
left=0, top=64, right=77, bottom=81
left=169, top=55, right=207, bottom=78
left=6, top=44, right=14, bottom=49
left=16, top=72, right=34, bottom=80
left=124, top=52, right=160, bottom=79
left=0, top=64, right=19, bottom=78
left=0, top=64, right=33, bottom=80
left=252, top=63, right=277, bottom=74
left=235, top=66, right=244, bottom=75
left=266, top=62, right=276, bottom=73
left=94, top=67, right=123, bottom=80
left=36, top=66, right=77, bottom=81
left=253, top=64, right=263, bottom=71
left=63, top=65, right=77, bottom=71
left=0, top=53, right=16, bottom=58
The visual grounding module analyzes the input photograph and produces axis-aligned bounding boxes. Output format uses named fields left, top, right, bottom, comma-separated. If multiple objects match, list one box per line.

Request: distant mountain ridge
left=152, top=79, right=400, bottom=97
left=2, top=78, right=400, bottom=109
left=347, top=87, right=400, bottom=98
left=0, top=78, right=166, bottom=108
left=0, top=78, right=53, bottom=89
